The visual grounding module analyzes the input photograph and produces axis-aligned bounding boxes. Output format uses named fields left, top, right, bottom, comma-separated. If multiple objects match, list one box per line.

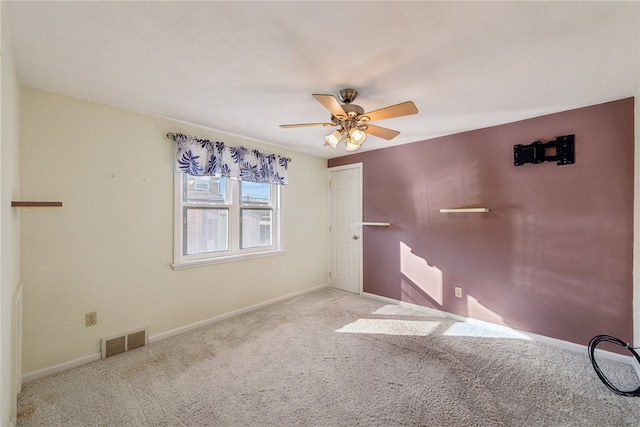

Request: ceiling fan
left=280, top=88, right=418, bottom=152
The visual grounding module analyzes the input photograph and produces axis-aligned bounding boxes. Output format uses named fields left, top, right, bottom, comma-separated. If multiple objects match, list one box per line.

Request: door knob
left=353, top=235, right=359, bottom=240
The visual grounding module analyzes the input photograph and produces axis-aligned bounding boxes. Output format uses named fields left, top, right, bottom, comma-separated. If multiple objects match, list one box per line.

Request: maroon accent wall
left=328, top=98, right=635, bottom=347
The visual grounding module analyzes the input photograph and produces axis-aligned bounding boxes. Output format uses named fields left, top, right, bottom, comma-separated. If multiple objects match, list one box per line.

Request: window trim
left=173, top=173, right=284, bottom=269
left=172, top=248, right=285, bottom=270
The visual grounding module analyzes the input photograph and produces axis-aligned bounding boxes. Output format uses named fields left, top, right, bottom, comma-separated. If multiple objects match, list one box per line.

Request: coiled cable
left=588, top=334, right=640, bottom=396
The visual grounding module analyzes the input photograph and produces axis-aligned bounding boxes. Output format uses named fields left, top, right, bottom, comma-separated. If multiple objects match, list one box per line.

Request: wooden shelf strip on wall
left=12, top=201, right=63, bottom=207
left=439, top=207, right=489, bottom=213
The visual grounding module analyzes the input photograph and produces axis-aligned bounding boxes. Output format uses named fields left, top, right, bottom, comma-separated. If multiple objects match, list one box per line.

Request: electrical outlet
left=85, top=311, right=97, bottom=327
left=454, top=287, right=463, bottom=298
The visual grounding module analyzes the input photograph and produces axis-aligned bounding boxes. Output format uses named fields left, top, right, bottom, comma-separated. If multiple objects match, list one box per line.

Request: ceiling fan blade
left=363, top=124, right=401, bottom=140
left=312, top=94, right=348, bottom=119
left=362, top=101, right=418, bottom=122
left=280, top=123, right=336, bottom=128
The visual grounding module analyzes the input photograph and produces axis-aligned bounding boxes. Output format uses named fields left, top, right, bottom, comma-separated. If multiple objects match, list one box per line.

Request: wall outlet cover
left=85, top=311, right=97, bottom=327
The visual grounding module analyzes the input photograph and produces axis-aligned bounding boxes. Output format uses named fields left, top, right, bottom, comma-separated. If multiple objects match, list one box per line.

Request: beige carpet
left=17, top=288, right=640, bottom=426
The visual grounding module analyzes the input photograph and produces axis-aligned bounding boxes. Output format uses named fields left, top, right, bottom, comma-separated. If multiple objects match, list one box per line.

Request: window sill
left=172, top=249, right=286, bottom=270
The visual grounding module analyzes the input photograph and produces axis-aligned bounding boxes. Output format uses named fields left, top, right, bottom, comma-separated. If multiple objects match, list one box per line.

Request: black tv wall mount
left=514, top=134, right=575, bottom=166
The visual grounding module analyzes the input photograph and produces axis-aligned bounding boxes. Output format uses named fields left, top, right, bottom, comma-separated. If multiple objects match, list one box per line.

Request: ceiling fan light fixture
left=345, top=140, right=361, bottom=152
left=325, top=129, right=343, bottom=148
left=348, top=127, right=367, bottom=145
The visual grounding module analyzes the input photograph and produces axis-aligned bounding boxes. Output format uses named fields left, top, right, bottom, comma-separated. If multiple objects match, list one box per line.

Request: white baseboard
left=24, top=284, right=634, bottom=384
left=22, top=352, right=101, bottom=384
left=22, top=283, right=329, bottom=383
left=361, top=291, right=399, bottom=306
left=149, top=283, right=328, bottom=343
left=362, top=292, right=638, bottom=369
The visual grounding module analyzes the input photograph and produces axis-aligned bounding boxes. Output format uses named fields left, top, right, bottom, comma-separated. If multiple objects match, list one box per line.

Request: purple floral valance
left=173, top=133, right=289, bottom=185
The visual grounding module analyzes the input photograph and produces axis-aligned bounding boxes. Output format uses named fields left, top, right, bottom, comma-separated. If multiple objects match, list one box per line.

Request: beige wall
left=0, top=4, right=22, bottom=424
left=20, top=87, right=328, bottom=373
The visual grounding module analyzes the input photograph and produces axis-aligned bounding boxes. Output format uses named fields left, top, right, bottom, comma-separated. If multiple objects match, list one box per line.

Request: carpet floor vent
left=101, top=327, right=148, bottom=359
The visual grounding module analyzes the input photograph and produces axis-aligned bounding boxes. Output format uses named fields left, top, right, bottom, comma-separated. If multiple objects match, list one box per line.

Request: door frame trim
left=327, top=162, right=363, bottom=294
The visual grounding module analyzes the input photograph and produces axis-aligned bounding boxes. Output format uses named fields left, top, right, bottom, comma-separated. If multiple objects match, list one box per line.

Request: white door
left=328, top=164, right=362, bottom=294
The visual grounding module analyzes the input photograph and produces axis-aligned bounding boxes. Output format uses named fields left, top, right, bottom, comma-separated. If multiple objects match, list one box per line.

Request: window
left=174, top=173, right=281, bottom=268
left=240, top=181, right=273, bottom=249
left=193, top=176, right=211, bottom=191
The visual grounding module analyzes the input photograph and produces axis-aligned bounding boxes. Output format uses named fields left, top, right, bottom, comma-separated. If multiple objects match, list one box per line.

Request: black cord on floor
left=588, top=334, right=640, bottom=396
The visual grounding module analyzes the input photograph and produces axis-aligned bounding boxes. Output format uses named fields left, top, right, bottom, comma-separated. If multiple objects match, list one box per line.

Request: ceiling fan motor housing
left=331, top=104, right=365, bottom=123
left=342, top=104, right=364, bottom=116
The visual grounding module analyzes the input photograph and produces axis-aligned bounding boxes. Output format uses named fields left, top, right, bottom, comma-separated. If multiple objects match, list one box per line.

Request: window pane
left=184, top=174, right=227, bottom=204
left=240, top=181, right=271, bottom=205
left=185, top=208, right=228, bottom=254
left=241, top=209, right=272, bottom=248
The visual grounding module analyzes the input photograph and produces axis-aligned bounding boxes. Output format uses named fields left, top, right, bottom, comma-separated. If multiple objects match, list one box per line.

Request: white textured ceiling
left=4, top=1, right=639, bottom=159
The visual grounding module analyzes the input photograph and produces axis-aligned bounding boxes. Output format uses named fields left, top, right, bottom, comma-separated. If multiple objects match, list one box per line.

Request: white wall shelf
left=439, top=207, right=489, bottom=213
left=12, top=201, right=62, bottom=207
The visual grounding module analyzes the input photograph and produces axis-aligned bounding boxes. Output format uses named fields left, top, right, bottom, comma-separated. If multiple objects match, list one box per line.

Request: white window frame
left=173, top=173, right=283, bottom=269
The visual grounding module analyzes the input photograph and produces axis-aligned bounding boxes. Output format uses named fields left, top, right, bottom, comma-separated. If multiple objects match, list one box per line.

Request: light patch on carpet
left=372, top=304, right=445, bottom=318
left=335, top=318, right=441, bottom=336
left=443, top=322, right=530, bottom=339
